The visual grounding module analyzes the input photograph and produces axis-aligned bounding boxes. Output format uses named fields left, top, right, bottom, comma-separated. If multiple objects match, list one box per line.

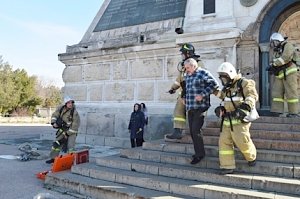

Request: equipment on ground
left=36, top=149, right=89, bottom=180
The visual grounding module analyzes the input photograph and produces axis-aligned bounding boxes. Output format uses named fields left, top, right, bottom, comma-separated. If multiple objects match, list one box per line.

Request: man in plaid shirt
left=184, top=58, right=219, bottom=164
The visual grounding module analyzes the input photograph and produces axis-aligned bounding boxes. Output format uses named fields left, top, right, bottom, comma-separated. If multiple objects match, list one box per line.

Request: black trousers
left=131, top=138, right=143, bottom=148
left=188, top=109, right=206, bottom=158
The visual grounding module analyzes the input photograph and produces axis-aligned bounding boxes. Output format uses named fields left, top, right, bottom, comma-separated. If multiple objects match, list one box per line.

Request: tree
left=0, top=63, right=19, bottom=113
left=35, top=79, right=62, bottom=108
left=0, top=56, right=62, bottom=116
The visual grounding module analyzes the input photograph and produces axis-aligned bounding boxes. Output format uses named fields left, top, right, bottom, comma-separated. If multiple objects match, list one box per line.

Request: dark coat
left=128, top=104, right=145, bottom=139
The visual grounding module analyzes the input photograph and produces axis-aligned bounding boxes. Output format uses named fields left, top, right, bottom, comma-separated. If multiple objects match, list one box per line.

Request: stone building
left=58, top=0, right=300, bottom=147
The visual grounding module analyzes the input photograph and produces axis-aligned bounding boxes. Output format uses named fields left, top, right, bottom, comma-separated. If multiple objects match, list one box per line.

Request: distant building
left=58, top=0, right=300, bottom=147
left=36, top=107, right=55, bottom=118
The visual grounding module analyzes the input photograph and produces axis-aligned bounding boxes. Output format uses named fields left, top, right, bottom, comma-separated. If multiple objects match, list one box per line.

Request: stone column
left=259, top=43, right=270, bottom=110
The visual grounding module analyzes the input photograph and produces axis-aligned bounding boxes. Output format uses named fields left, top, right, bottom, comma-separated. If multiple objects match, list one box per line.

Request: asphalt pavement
left=0, top=124, right=119, bottom=199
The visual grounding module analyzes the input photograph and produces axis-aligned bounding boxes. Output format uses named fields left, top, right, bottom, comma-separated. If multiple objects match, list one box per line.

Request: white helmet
left=64, top=96, right=74, bottom=104
left=217, top=62, right=237, bottom=80
left=270, top=32, right=284, bottom=42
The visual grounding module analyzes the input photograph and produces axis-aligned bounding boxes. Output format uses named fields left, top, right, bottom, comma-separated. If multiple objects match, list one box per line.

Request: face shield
left=270, top=40, right=281, bottom=49
left=218, top=73, right=233, bottom=87
left=181, top=52, right=188, bottom=60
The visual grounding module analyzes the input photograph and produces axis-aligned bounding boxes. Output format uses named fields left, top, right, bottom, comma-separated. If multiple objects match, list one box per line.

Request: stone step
left=203, top=127, right=300, bottom=141
left=119, top=148, right=299, bottom=178
left=254, top=116, right=300, bottom=124
left=95, top=155, right=300, bottom=197
left=142, top=140, right=300, bottom=164
left=206, top=120, right=300, bottom=132
left=206, top=116, right=300, bottom=124
left=71, top=163, right=299, bottom=199
left=166, top=134, right=300, bottom=152
left=45, top=171, right=196, bottom=199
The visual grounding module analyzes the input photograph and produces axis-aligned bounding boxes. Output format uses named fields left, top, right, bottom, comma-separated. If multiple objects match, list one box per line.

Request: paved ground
left=0, top=124, right=119, bottom=199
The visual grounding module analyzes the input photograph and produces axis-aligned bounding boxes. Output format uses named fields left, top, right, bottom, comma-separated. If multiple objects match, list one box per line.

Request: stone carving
left=240, top=0, right=258, bottom=7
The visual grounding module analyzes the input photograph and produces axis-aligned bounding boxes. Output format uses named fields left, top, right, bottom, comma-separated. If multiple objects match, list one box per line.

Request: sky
left=0, top=0, right=104, bottom=87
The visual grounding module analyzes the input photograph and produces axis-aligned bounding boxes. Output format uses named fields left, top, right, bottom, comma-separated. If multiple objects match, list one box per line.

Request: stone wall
left=59, top=28, right=242, bottom=146
left=58, top=0, right=278, bottom=147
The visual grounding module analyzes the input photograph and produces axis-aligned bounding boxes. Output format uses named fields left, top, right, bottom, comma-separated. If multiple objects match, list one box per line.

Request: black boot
left=219, top=169, right=234, bottom=175
left=166, top=128, right=182, bottom=139
left=248, top=159, right=256, bottom=167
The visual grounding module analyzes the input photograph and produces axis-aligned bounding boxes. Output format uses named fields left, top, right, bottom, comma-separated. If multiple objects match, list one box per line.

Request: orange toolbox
left=51, top=153, right=74, bottom=172
left=36, top=150, right=89, bottom=180
left=36, top=154, right=74, bottom=180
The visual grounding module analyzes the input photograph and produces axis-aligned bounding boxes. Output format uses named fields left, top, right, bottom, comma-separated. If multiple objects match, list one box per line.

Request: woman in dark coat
left=128, top=103, right=146, bottom=148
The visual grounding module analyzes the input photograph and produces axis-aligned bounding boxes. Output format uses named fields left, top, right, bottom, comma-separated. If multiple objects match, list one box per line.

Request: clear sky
left=0, top=0, right=104, bottom=87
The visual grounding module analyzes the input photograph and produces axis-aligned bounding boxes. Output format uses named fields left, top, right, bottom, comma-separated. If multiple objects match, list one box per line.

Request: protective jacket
left=271, top=41, right=299, bottom=114
left=218, top=74, right=258, bottom=126
left=51, top=104, right=80, bottom=136
left=272, top=42, right=298, bottom=79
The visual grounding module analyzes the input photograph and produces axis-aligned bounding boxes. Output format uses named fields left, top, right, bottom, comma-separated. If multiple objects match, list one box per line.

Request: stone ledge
left=0, top=117, right=50, bottom=124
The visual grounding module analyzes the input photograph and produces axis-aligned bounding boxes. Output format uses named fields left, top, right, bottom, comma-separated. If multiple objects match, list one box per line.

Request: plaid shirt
left=185, top=68, right=219, bottom=111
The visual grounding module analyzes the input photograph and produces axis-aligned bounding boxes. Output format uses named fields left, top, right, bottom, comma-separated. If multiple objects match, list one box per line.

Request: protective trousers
left=271, top=72, right=299, bottom=114
left=50, top=132, right=77, bottom=159
left=219, top=121, right=256, bottom=169
left=173, top=97, right=186, bottom=129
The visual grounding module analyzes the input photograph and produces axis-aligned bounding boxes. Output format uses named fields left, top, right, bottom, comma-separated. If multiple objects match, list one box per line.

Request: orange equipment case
left=74, top=149, right=89, bottom=165
left=51, top=153, right=74, bottom=172
left=36, top=150, right=89, bottom=180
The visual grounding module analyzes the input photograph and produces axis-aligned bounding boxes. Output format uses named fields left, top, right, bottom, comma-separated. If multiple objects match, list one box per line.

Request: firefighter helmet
left=217, top=62, right=237, bottom=80
left=179, top=43, right=195, bottom=56
left=270, top=32, right=285, bottom=42
left=64, top=96, right=74, bottom=104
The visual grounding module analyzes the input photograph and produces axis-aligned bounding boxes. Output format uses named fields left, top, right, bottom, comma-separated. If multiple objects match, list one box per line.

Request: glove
left=235, top=108, right=248, bottom=120
left=214, top=106, right=226, bottom=118
left=168, top=89, right=176, bottom=94
left=239, top=103, right=251, bottom=112
left=235, top=103, right=251, bottom=120
left=52, top=122, right=59, bottom=129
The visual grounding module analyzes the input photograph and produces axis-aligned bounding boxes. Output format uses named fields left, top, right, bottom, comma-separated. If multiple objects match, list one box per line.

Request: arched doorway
left=259, top=0, right=300, bottom=114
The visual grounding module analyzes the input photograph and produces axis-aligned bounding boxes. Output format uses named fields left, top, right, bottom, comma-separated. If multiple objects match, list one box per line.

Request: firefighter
left=215, top=62, right=258, bottom=174
left=268, top=32, right=299, bottom=117
left=45, top=96, right=80, bottom=164
left=166, top=43, right=202, bottom=139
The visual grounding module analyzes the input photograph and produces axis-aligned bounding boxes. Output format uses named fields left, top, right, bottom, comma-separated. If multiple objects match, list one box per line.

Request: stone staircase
left=44, top=116, right=300, bottom=199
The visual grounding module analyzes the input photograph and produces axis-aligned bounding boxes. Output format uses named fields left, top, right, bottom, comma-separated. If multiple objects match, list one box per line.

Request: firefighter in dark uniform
left=166, top=43, right=202, bottom=139
left=268, top=32, right=299, bottom=117
left=45, top=96, right=80, bottom=164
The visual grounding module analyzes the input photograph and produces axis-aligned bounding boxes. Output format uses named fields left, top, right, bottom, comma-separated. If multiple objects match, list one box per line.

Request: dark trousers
left=188, top=109, right=205, bottom=158
left=131, top=138, right=143, bottom=148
